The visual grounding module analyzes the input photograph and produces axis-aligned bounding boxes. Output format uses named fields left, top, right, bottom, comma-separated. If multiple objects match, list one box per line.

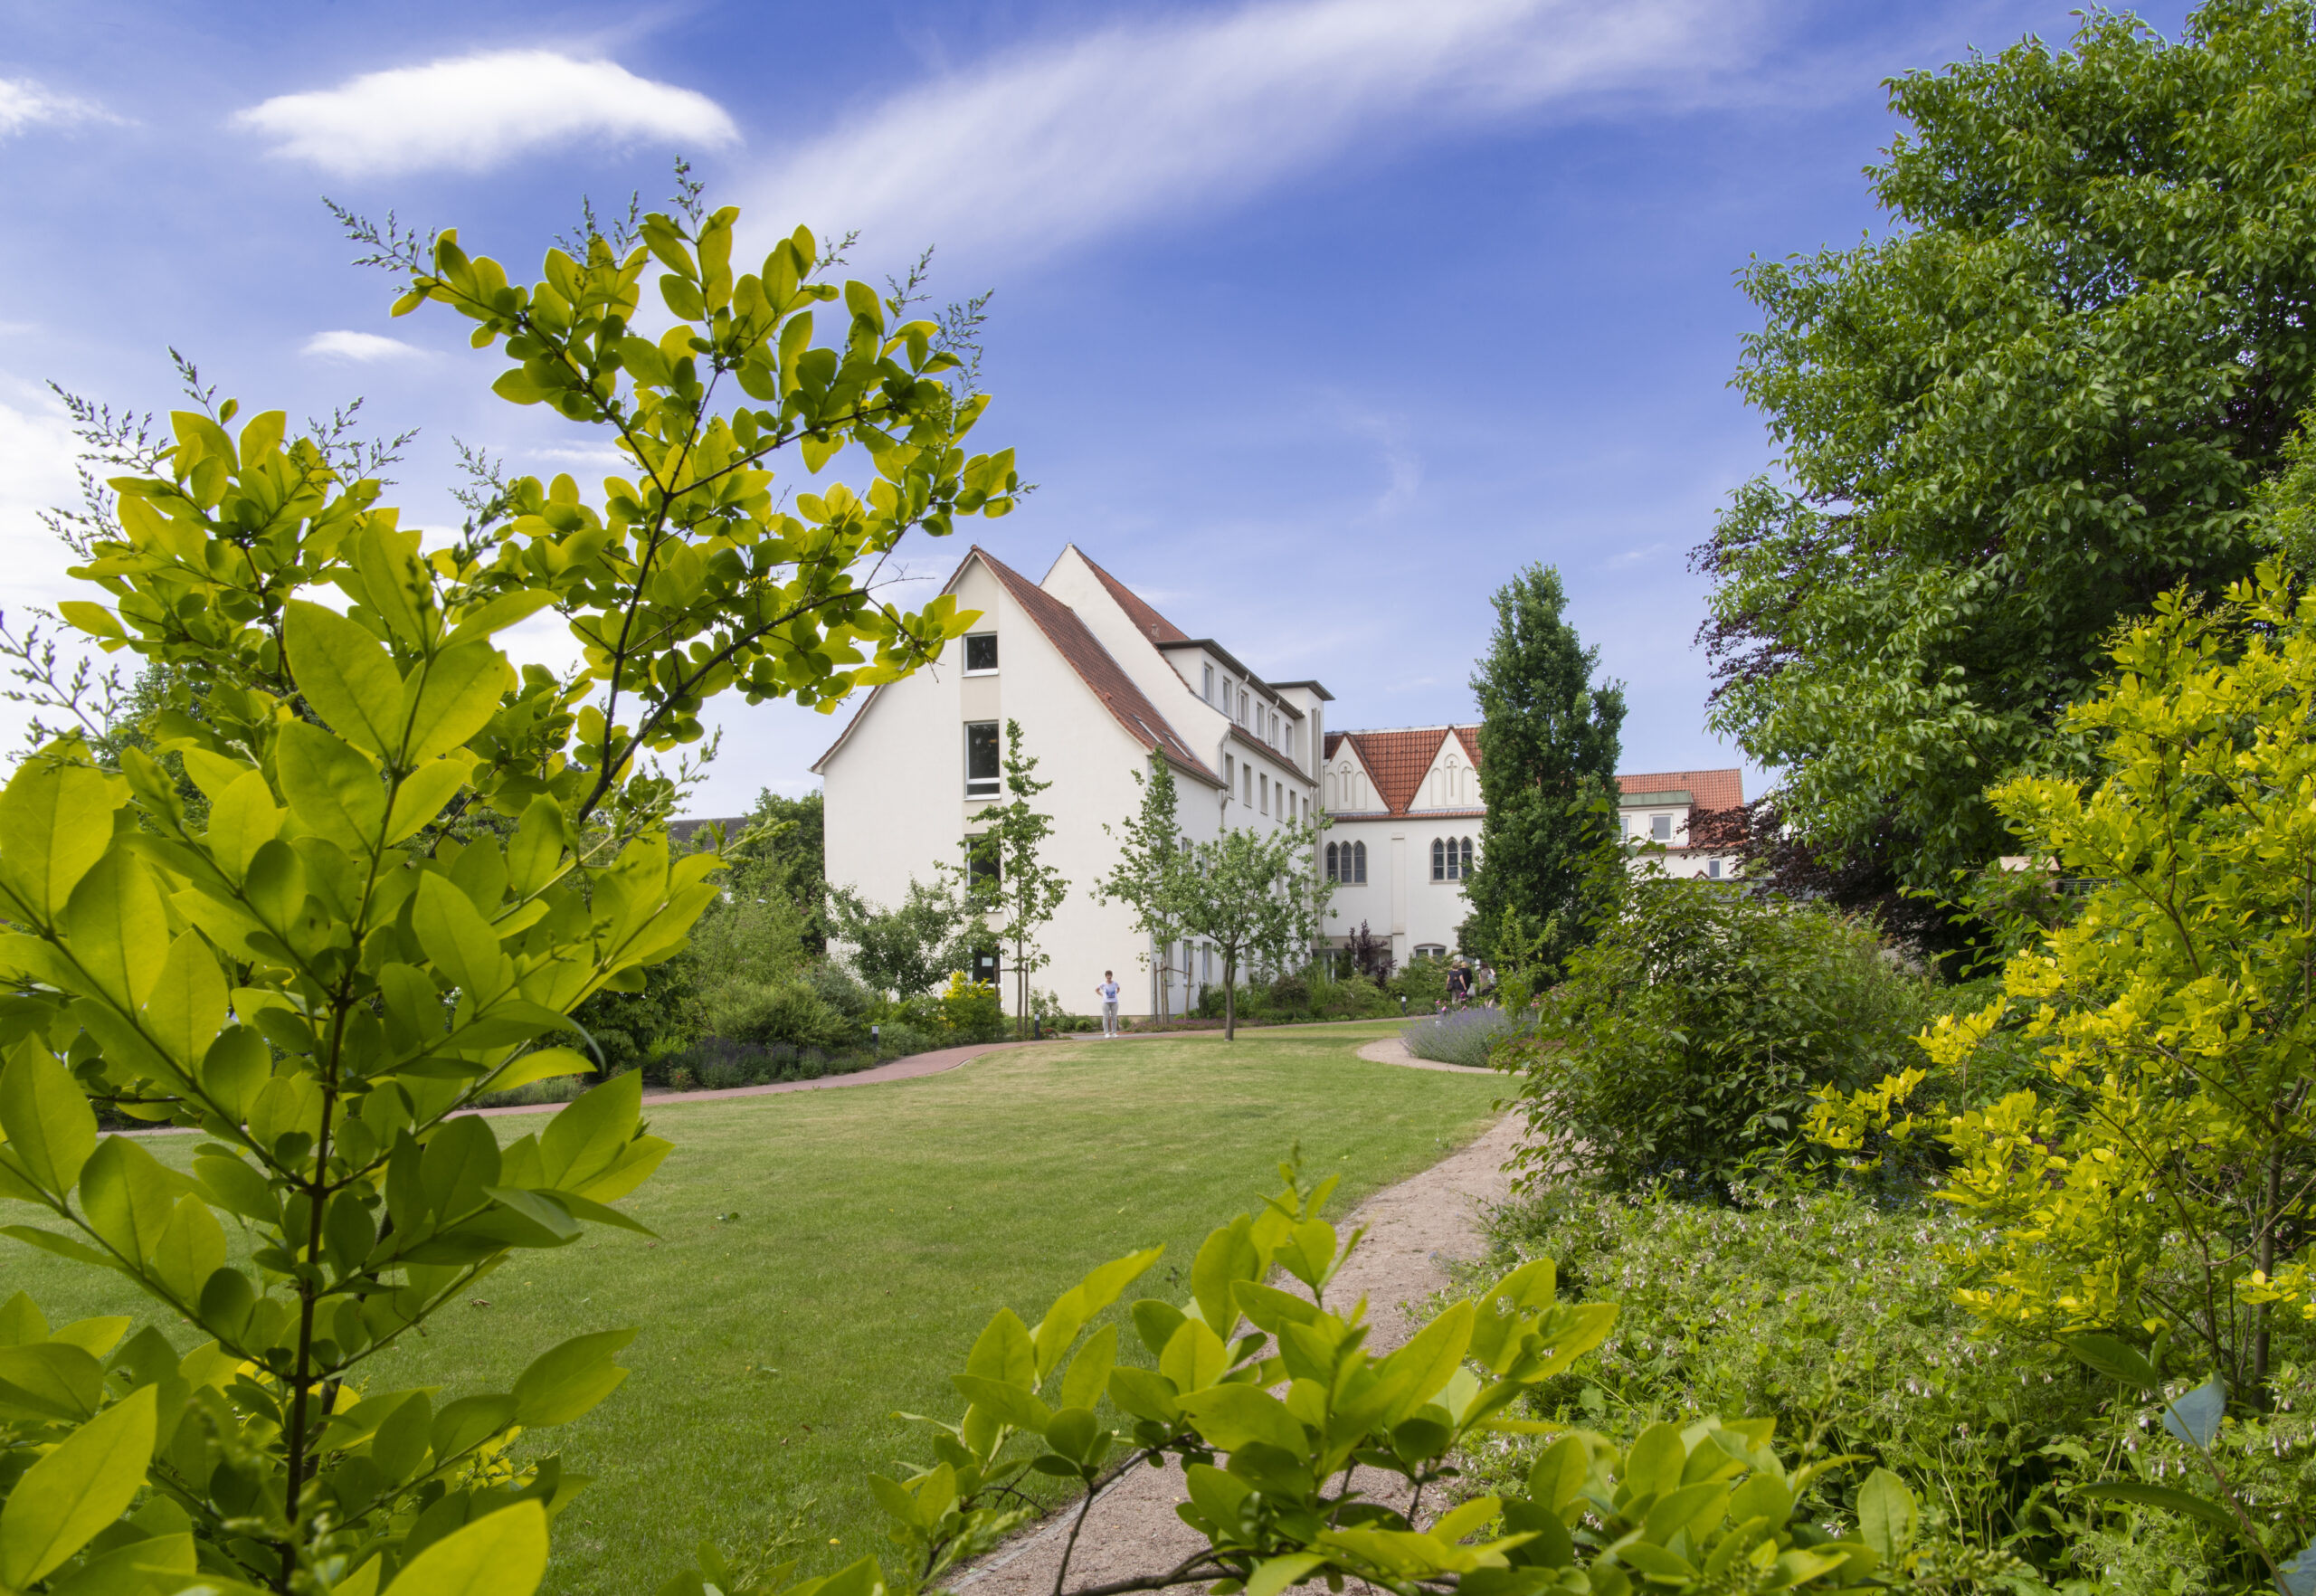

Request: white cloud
left=748, top=0, right=1757, bottom=260
left=301, top=329, right=429, bottom=362
left=0, top=79, right=113, bottom=137
left=0, top=377, right=85, bottom=604
left=233, top=50, right=738, bottom=176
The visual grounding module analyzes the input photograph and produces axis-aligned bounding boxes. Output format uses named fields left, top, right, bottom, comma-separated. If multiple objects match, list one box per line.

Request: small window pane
left=964, top=633, right=998, bottom=671
left=965, top=721, right=1001, bottom=797
left=1651, top=813, right=1673, bottom=841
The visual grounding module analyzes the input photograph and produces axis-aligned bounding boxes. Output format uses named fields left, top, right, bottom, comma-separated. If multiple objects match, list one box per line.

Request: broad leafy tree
left=1093, top=755, right=1189, bottom=1019
left=1174, top=822, right=1330, bottom=1040
left=1698, top=0, right=2316, bottom=907
left=0, top=188, right=1015, bottom=1594
left=1461, top=565, right=1624, bottom=974
left=827, top=876, right=970, bottom=1001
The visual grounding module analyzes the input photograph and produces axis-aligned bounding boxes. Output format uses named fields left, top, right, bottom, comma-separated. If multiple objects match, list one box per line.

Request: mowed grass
left=4, top=1021, right=1503, bottom=1595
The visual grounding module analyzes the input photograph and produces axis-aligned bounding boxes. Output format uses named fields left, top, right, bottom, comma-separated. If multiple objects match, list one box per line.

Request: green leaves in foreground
left=664, top=1161, right=1920, bottom=1596
left=0, top=181, right=1017, bottom=1593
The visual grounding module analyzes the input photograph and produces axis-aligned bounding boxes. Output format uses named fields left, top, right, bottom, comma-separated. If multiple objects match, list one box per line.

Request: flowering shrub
left=1401, top=1006, right=1520, bottom=1068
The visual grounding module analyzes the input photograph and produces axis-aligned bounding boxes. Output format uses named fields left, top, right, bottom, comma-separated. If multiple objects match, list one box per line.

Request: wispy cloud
left=749, top=0, right=1757, bottom=261
left=301, top=329, right=429, bottom=362
left=0, top=78, right=115, bottom=137
left=0, top=376, right=85, bottom=602
left=233, top=49, right=738, bottom=176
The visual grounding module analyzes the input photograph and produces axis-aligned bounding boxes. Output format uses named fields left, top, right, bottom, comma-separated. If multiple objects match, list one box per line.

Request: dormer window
left=963, top=633, right=998, bottom=674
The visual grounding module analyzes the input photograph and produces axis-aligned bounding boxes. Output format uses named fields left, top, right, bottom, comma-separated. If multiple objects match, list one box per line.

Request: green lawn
left=5, top=1021, right=1504, bottom=1596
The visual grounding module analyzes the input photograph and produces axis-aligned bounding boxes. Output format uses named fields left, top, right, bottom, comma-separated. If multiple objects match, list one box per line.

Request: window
left=965, top=721, right=1001, bottom=798
left=1651, top=812, right=1674, bottom=841
left=1286, top=723, right=1295, bottom=759
left=971, top=947, right=999, bottom=986
left=1203, top=662, right=1215, bottom=701
left=1352, top=841, right=1368, bottom=883
left=1243, top=765, right=1253, bottom=805
left=963, top=633, right=998, bottom=673
left=1202, top=945, right=1213, bottom=983
left=1224, top=754, right=1234, bottom=795
left=1414, top=944, right=1447, bottom=961
left=1459, top=836, right=1474, bottom=878
left=1324, top=841, right=1339, bottom=880
left=963, top=834, right=1000, bottom=898
left=1259, top=773, right=1268, bottom=814
left=1431, top=838, right=1445, bottom=881
left=1707, top=858, right=1723, bottom=880
left=1240, top=689, right=1249, bottom=724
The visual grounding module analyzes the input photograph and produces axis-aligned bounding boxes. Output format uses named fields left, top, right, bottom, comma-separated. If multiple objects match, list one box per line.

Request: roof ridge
left=978, top=551, right=1218, bottom=784
left=1068, top=546, right=1192, bottom=646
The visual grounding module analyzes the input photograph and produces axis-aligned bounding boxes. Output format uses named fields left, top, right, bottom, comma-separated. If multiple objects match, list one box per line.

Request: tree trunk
left=1223, top=952, right=1237, bottom=1040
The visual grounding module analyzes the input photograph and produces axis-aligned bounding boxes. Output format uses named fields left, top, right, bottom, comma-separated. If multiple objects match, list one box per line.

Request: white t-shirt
left=1098, top=981, right=1120, bottom=1004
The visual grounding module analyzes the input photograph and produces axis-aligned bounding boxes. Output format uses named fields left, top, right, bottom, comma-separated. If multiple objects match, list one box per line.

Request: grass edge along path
left=2, top=1022, right=1505, bottom=1596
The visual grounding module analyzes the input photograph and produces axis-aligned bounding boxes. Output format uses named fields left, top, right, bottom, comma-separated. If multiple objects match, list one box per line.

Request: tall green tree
left=1093, top=755, right=1188, bottom=1019
left=1698, top=0, right=2316, bottom=913
left=0, top=185, right=1016, bottom=1594
left=1174, top=822, right=1331, bottom=1040
left=826, top=876, right=969, bottom=1000
left=979, top=719, right=1068, bottom=1036
left=1461, top=565, right=1624, bottom=973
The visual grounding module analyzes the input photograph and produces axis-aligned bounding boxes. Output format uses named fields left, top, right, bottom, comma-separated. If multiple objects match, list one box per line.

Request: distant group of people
left=1439, top=956, right=1495, bottom=1012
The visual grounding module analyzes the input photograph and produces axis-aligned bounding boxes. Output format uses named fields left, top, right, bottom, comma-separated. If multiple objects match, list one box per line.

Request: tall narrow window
left=1459, top=837, right=1475, bottom=878
left=963, top=834, right=1001, bottom=899
left=1225, top=754, right=1235, bottom=794
left=1240, top=689, right=1249, bottom=723
left=1707, top=858, right=1723, bottom=880
left=1259, top=773, right=1268, bottom=814
left=1243, top=766, right=1253, bottom=805
left=1324, top=841, right=1339, bottom=880
left=964, top=721, right=1001, bottom=798
left=963, top=633, right=999, bottom=673
left=1203, top=662, right=1215, bottom=701
left=971, top=947, right=999, bottom=986
left=1353, top=841, right=1368, bottom=883
left=1431, top=839, right=1446, bottom=881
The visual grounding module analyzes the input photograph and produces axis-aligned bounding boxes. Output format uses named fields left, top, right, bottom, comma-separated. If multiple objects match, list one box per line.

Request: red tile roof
left=977, top=550, right=1218, bottom=784
left=1073, top=547, right=1191, bottom=646
left=1618, top=768, right=1745, bottom=812
left=1321, top=726, right=1479, bottom=815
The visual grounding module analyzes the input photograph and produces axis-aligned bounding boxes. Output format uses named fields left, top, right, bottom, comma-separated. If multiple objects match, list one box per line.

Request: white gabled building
left=812, top=544, right=1325, bottom=1019
left=1321, top=735, right=1749, bottom=966
left=809, top=544, right=1746, bottom=1012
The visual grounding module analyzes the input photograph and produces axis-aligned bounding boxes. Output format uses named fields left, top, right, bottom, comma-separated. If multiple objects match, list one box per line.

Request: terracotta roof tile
left=1320, top=726, right=1480, bottom=815
left=1073, top=548, right=1191, bottom=645
left=978, top=550, right=1219, bottom=784
left=1618, top=768, right=1745, bottom=812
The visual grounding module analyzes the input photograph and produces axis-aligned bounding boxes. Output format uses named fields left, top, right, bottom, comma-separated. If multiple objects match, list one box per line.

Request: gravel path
left=954, top=1110, right=1527, bottom=1596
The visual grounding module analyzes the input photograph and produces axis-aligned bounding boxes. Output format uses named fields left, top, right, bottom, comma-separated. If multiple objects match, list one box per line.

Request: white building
left=810, top=544, right=1745, bottom=1012
left=812, top=544, right=1324, bottom=1018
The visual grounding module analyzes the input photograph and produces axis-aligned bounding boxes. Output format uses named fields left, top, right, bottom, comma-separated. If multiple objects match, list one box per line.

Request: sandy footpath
left=954, top=1109, right=1526, bottom=1596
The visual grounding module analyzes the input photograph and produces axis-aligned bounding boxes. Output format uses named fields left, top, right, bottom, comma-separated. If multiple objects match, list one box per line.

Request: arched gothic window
left=1459, top=837, right=1474, bottom=878
left=1353, top=841, right=1368, bottom=883
left=1430, top=838, right=1446, bottom=880
left=1324, top=841, right=1339, bottom=881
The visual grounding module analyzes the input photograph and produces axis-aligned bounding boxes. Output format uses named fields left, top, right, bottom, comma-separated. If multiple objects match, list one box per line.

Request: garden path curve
left=953, top=1108, right=1528, bottom=1596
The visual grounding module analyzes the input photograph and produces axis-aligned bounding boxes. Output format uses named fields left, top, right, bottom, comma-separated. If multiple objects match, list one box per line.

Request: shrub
left=702, top=978, right=852, bottom=1051
left=873, top=1020, right=936, bottom=1057
left=937, top=972, right=1006, bottom=1042
left=1400, top=1006, right=1518, bottom=1068
left=1507, top=879, right=1936, bottom=1192
left=1813, top=566, right=2316, bottom=1397
left=1391, top=954, right=1450, bottom=1012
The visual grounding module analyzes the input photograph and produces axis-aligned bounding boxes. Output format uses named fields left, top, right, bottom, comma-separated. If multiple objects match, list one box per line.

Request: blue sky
left=0, top=0, right=2197, bottom=816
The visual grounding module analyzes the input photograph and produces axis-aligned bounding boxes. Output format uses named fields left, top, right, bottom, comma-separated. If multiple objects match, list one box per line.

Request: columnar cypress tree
left=1462, top=565, right=1625, bottom=971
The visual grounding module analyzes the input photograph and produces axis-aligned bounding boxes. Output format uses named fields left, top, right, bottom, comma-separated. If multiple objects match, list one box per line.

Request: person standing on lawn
left=1096, top=970, right=1122, bottom=1037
